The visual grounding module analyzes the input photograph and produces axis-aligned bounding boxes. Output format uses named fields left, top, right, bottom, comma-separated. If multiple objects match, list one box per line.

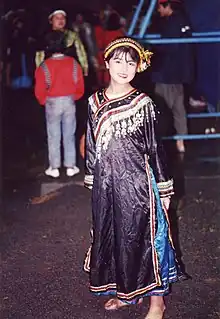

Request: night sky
left=4, top=0, right=140, bottom=15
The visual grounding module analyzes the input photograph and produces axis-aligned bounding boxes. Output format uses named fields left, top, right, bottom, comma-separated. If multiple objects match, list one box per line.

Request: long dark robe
left=84, top=88, right=178, bottom=303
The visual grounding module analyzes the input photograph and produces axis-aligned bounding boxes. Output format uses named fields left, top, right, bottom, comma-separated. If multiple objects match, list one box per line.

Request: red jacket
left=35, top=55, right=84, bottom=105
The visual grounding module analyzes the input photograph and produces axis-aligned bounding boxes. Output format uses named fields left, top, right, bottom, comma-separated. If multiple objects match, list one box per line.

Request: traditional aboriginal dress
left=84, top=88, right=178, bottom=303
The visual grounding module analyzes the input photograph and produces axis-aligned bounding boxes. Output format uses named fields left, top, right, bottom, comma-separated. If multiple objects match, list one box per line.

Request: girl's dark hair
left=105, top=45, right=140, bottom=64
left=45, top=30, right=66, bottom=54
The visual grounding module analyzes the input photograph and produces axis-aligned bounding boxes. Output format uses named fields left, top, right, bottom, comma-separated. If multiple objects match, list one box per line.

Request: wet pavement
left=1, top=140, right=220, bottom=319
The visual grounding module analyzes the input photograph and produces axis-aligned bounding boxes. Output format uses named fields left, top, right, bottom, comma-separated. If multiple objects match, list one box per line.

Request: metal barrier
left=127, top=0, right=220, bottom=140
left=133, top=32, right=220, bottom=39
left=141, top=37, right=220, bottom=44
left=187, top=113, right=220, bottom=118
left=127, top=0, right=220, bottom=39
left=127, top=0, right=145, bottom=36
left=163, top=134, right=220, bottom=140
left=138, top=0, right=157, bottom=38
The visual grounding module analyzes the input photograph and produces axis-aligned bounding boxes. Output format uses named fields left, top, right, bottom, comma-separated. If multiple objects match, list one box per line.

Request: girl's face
left=106, top=51, right=138, bottom=85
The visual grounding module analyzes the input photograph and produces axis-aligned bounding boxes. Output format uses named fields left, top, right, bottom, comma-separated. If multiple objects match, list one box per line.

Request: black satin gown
left=84, top=88, right=177, bottom=303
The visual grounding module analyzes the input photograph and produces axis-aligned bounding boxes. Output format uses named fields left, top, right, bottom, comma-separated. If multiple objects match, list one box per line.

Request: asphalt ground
left=1, top=139, right=220, bottom=319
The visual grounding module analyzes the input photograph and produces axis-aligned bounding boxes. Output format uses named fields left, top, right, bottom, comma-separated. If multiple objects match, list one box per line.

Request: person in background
left=35, top=31, right=84, bottom=178
left=184, top=0, right=220, bottom=112
left=94, top=12, right=125, bottom=87
left=78, top=13, right=125, bottom=158
left=5, top=14, right=38, bottom=157
left=100, top=4, right=126, bottom=30
left=84, top=37, right=178, bottom=318
left=72, top=12, right=99, bottom=91
left=151, top=0, right=193, bottom=153
left=35, top=10, right=88, bottom=76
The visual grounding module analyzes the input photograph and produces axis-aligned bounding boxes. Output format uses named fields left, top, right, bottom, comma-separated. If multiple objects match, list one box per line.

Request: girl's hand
left=161, top=197, right=171, bottom=211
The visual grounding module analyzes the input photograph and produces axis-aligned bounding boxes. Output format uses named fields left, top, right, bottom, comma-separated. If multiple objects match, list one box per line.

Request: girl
left=84, top=37, right=178, bottom=319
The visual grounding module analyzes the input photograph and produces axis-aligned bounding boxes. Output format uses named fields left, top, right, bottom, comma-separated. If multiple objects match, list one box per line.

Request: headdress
left=104, top=37, right=153, bottom=73
left=48, top=10, right=67, bottom=20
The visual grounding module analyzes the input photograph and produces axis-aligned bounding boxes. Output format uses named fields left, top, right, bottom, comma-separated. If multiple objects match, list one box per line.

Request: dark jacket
left=184, top=0, right=220, bottom=106
left=151, top=11, right=194, bottom=84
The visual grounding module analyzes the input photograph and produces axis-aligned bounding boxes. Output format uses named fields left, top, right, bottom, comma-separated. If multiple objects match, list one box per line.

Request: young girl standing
left=84, top=37, right=178, bottom=319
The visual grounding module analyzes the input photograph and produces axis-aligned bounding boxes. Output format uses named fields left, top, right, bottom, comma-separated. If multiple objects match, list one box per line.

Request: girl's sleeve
left=144, top=98, right=174, bottom=198
left=84, top=103, right=96, bottom=190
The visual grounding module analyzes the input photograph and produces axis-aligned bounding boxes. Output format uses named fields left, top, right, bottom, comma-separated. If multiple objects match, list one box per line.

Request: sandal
left=104, top=297, right=143, bottom=311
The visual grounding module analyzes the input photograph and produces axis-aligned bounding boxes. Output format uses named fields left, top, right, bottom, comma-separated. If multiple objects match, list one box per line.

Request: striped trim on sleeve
left=40, top=62, right=51, bottom=89
left=73, top=60, right=78, bottom=83
left=84, top=174, right=94, bottom=190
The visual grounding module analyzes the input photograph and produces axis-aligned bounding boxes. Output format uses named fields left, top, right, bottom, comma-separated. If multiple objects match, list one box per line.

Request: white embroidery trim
left=94, top=96, right=155, bottom=160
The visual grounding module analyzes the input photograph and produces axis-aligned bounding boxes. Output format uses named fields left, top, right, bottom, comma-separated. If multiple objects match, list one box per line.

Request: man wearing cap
left=151, top=0, right=193, bottom=153
left=35, top=10, right=88, bottom=76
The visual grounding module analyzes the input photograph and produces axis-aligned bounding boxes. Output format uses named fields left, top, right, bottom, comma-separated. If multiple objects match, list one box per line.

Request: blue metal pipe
left=163, top=134, right=220, bottom=140
left=127, top=0, right=145, bottom=36
left=141, top=37, right=220, bottom=44
left=193, top=31, right=220, bottom=37
left=133, top=31, right=220, bottom=39
left=131, top=34, right=161, bottom=39
left=187, top=113, right=220, bottom=118
left=139, top=0, right=157, bottom=38
left=143, top=34, right=161, bottom=39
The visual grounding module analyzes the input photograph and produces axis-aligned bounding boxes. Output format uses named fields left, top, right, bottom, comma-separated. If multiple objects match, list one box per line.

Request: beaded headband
left=104, top=37, right=153, bottom=73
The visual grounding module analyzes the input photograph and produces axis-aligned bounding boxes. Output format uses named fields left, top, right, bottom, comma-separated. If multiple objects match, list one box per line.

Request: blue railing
left=127, top=0, right=145, bottom=36
left=138, top=0, right=157, bottom=38
left=127, top=0, right=220, bottom=140
left=133, top=32, right=220, bottom=39
left=140, top=37, right=220, bottom=44
left=163, top=134, right=220, bottom=140
left=127, top=0, right=220, bottom=41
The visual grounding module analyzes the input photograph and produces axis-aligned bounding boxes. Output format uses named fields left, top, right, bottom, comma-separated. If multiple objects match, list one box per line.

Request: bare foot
left=145, top=306, right=165, bottom=319
left=104, top=297, right=143, bottom=311
left=104, top=298, right=128, bottom=311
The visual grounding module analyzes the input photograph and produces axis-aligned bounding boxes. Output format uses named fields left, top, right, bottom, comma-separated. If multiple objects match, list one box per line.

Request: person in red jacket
left=35, top=30, right=84, bottom=178
left=94, top=12, right=125, bottom=88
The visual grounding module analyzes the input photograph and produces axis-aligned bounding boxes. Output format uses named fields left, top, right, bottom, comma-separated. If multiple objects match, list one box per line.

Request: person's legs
left=104, top=295, right=165, bottom=316
left=45, top=98, right=62, bottom=170
left=155, top=83, right=187, bottom=152
left=172, top=84, right=187, bottom=152
left=172, top=85, right=187, bottom=135
left=154, top=83, right=175, bottom=136
left=62, top=96, right=79, bottom=176
left=155, top=83, right=174, bottom=109
left=145, top=296, right=165, bottom=319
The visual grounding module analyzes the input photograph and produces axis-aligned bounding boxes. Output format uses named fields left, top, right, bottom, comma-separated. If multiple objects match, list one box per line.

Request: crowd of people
left=2, top=0, right=215, bottom=175
left=2, top=1, right=216, bottom=171
left=1, top=4, right=128, bottom=175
